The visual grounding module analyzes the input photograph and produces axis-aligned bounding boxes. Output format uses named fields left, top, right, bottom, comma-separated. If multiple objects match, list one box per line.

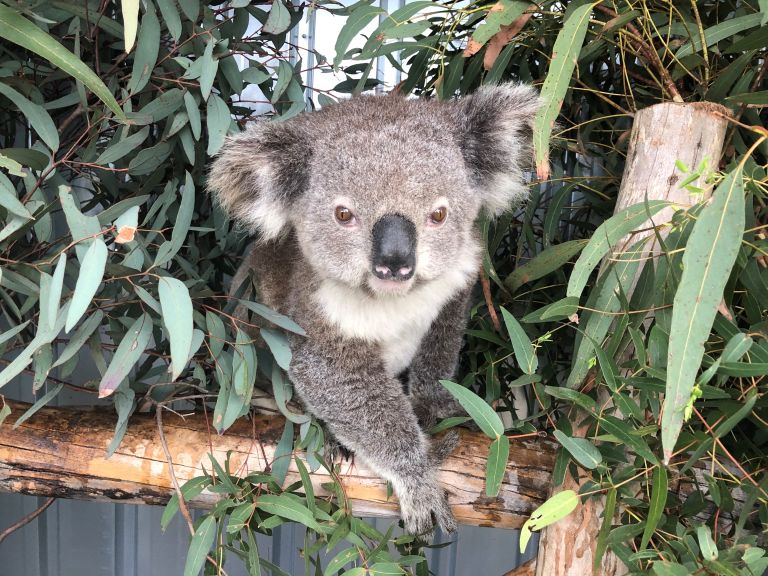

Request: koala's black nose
left=371, top=214, right=416, bottom=281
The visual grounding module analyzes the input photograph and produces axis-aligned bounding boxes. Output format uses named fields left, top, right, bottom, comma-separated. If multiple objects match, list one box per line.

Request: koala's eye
left=335, top=206, right=355, bottom=224
left=429, top=207, right=448, bottom=225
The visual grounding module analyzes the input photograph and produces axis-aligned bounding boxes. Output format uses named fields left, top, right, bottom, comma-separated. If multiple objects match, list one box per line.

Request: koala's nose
left=371, top=214, right=416, bottom=281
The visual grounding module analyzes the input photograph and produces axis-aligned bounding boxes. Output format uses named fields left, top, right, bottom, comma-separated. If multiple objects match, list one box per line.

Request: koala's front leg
left=408, top=287, right=473, bottom=429
left=290, top=340, right=456, bottom=535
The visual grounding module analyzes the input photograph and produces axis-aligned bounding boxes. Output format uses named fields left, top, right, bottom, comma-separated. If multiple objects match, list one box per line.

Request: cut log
left=0, top=400, right=556, bottom=529
left=533, top=101, right=732, bottom=576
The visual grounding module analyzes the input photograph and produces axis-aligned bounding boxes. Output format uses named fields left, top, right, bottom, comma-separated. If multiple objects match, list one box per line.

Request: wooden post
left=531, top=102, right=732, bottom=576
left=0, top=400, right=556, bottom=529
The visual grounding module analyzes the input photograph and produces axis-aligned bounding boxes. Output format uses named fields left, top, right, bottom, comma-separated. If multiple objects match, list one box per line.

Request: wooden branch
left=0, top=401, right=555, bottom=529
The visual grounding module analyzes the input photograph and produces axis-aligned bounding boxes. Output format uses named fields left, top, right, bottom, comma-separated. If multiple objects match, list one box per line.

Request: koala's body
left=209, top=83, right=538, bottom=534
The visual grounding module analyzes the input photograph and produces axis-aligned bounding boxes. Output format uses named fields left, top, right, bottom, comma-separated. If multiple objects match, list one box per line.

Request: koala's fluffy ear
left=208, top=121, right=310, bottom=240
left=455, top=82, right=540, bottom=215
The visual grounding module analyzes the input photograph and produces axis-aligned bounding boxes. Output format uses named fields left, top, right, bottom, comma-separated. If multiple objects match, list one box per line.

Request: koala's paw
left=324, top=437, right=354, bottom=464
left=400, top=483, right=456, bottom=536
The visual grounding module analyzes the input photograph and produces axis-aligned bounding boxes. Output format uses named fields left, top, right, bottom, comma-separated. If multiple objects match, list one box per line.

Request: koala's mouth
left=367, top=274, right=416, bottom=297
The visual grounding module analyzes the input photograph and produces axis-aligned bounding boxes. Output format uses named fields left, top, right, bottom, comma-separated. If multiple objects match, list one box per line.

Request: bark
left=0, top=400, right=555, bottom=529
left=532, top=102, right=732, bottom=576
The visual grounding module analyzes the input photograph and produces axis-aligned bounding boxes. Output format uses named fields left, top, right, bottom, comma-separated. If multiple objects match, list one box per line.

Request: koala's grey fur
left=208, top=83, right=539, bottom=535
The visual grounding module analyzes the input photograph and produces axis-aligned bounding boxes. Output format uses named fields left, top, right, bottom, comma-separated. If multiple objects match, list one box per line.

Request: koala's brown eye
left=430, top=207, right=447, bottom=224
left=335, top=206, right=354, bottom=224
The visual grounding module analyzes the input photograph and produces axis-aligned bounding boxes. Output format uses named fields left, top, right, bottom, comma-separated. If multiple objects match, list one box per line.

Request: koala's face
left=210, top=83, right=539, bottom=296
left=289, top=108, right=482, bottom=295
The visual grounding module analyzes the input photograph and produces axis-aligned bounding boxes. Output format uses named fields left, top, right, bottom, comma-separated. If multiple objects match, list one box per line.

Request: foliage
left=1, top=0, right=768, bottom=574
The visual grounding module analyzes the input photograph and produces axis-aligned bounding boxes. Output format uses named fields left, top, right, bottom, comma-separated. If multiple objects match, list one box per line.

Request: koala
left=208, top=82, right=539, bottom=535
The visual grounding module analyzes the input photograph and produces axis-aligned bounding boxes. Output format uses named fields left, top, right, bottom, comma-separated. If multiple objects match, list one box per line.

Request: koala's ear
left=208, top=121, right=311, bottom=240
left=455, top=82, right=540, bottom=215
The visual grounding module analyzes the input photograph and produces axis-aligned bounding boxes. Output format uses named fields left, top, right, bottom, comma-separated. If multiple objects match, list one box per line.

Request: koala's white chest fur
left=314, top=266, right=475, bottom=377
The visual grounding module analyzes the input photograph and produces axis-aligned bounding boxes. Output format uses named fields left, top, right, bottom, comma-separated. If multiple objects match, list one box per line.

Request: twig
left=479, top=267, right=502, bottom=333
left=594, top=4, right=683, bottom=103
left=155, top=406, right=195, bottom=534
left=0, top=497, right=56, bottom=545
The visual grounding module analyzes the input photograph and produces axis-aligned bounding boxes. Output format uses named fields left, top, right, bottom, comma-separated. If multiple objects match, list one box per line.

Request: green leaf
left=0, top=82, right=59, bottom=152
left=294, top=456, right=316, bottom=513
left=225, top=502, right=254, bottom=535
left=199, top=39, right=218, bottom=101
left=232, top=327, right=257, bottom=396
left=600, top=415, right=657, bottom=463
left=270, top=419, right=294, bottom=486
left=256, top=494, right=327, bottom=533
left=334, top=4, right=385, bottom=69
left=676, top=13, right=763, bottom=58
left=98, top=313, right=153, bottom=397
left=725, top=91, right=768, bottom=105
left=95, top=126, right=150, bottom=165
left=0, top=173, right=31, bottom=219
left=183, top=515, right=217, bottom=576
left=65, top=238, right=108, bottom=332
left=47, top=253, right=66, bottom=332
left=272, top=60, right=294, bottom=103
left=369, top=564, right=405, bottom=575
left=324, top=547, right=359, bottom=576
left=504, top=240, right=587, bottom=292
left=138, top=88, right=184, bottom=122
left=263, top=0, right=291, bottom=35
left=128, top=141, right=171, bottom=175
left=126, top=0, right=159, bottom=93
left=552, top=430, right=602, bottom=470
left=272, top=365, right=309, bottom=424
left=162, top=476, right=211, bottom=531
left=184, top=91, right=202, bottom=140
left=662, top=167, right=745, bottom=463
left=500, top=307, right=538, bottom=374
left=440, top=380, right=504, bottom=438
left=567, top=201, right=669, bottom=299
left=0, top=399, right=11, bottom=427
left=520, top=490, right=579, bottom=553
left=262, top=328, right=291, bottom=371
left=122, top=0, right=140, bottom=53
left=106, top=385, right=135, bottom=456
left=485, top=434, right=509, bottom=496
left=651, top=561, right=690, bottom=576
left=156, top=0, right=182, bottom=41
left=0, top=4, right=124, bottom=120
left=520, top=297, right=579, bottom=323
left=238, top=301, right=305, bottom=335
left=533, top=0, right=592, bottom=180
left=640, top=466, right=668, bottom=550
left=696, top=525, right=718, bottom=561
left=155, top=171, right=195, bottom=266
left=13, top=383, right=63, bottom=427
left=206, top=93, right=231, bottom=155
left=471, top=0, right=529, bottom=47
left=158, top=277, right=194, bottom=381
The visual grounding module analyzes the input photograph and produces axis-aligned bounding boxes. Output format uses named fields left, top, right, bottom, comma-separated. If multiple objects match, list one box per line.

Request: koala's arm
left=407, top=286, right=473, bottom=428
left=289, top=334, right=456, bottom=535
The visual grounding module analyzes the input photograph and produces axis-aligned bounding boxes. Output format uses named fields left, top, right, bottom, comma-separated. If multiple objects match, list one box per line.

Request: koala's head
left=209, top=83, right=539, bottom=296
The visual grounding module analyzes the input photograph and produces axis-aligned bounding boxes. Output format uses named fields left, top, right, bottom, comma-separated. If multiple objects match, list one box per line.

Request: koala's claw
left=400, top=483, right=456, bottom=536
left=324, top=438, right=354, bottom=464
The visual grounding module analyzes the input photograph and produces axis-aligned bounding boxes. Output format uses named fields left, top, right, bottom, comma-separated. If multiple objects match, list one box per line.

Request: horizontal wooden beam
left=0, top=401, right=556, bottom=529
